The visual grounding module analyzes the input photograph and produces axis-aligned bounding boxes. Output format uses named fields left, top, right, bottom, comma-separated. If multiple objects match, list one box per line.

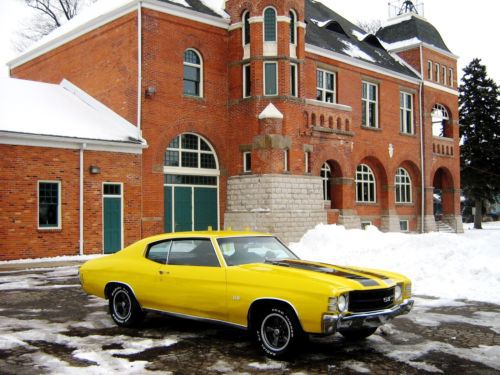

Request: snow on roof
left=380, top=37, right=422, bottom=51
left=198, top=0, right=229, bottom=19
left=10, top=0, right=136, bottom=66
left=340, top=40, right=376, bottom=63
left=0, top=78, right=145, bottom=146
left=309, top=18, right=332, bottom=28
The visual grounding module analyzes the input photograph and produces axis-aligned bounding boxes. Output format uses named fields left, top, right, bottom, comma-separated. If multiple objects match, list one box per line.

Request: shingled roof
left=156, top=0, right=229, bottom=19
left=376, top=14, right=451, bottom=53
left=304, top=0, right=418, bottom=78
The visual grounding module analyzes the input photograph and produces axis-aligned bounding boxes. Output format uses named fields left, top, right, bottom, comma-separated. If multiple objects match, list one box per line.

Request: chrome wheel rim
left=261, top=313, right=291, bottom=351
left=113, top=290, right=131, bottom=320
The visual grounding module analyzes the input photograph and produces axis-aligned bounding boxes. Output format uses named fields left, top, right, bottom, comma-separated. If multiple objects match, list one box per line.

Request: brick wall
left=0, top=145, right=142, bottom=261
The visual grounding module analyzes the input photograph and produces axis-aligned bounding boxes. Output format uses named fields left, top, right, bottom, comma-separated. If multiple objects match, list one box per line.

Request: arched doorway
left=164, top=133, right=219, bottom=232
left=432, top=167, right=454, bottom=221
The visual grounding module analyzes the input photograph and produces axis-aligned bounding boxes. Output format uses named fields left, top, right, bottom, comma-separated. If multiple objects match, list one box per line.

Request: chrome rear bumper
left=322, top=299, right=414, bottom=334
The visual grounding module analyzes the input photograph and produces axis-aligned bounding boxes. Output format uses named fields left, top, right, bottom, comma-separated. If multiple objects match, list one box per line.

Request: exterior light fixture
left=89, top=165, right=101, bottom=174
left=388, top=143, right=394, bottom=159
left=145, top=86, right=156, bottom=98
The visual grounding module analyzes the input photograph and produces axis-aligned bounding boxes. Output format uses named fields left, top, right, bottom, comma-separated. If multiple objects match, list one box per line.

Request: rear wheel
left=254, top=307, right=302, bottom=359
left=339, top=327, right=377, bottom=341
left=109, top=285, right=144, bottom=327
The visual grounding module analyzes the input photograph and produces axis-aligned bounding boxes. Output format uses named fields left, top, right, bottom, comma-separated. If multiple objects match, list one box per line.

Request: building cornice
left=424, top=81, right=459, bottom=96
left=8, top=0, right=230, bottom=70
left=305, top=44, right=421, bottom=85
left=387, top=42, right=458, bottom=60
left=0, top=131, right=147, bottom=154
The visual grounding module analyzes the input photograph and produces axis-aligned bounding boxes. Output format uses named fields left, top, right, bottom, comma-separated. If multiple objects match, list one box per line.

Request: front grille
left=349, top=287, right=395, bottom=313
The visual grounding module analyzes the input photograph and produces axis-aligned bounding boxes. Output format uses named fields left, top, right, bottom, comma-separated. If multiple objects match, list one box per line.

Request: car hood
left=235, top=259, right=401, bottom=290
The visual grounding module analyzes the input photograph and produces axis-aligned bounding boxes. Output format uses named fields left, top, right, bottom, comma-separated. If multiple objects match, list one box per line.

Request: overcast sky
left=0, top=0, right=499, bottom=83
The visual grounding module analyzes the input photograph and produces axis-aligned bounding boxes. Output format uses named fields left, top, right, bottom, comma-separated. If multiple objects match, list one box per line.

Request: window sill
left=360, top=126, right=381, bottom=132
left=355, top=202, right=378, bottom=206
left=396, top=203, right=414, bottom=207
left=305, top=99, right=352, bottom=112
left=183, top=95, right=205, bottom=101
left=37, top=227, right=62, bottom=232
left=399, top=132, right=416, bottom=137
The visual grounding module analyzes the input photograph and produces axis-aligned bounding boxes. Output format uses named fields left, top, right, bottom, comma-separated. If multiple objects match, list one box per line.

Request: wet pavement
left=0, top=265, right=499, bottom=374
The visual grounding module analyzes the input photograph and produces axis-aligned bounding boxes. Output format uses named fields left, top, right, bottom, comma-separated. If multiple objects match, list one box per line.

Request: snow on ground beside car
left=289, top=222, right=500, bottom=304
left=0, top=254, right=104, bottom=265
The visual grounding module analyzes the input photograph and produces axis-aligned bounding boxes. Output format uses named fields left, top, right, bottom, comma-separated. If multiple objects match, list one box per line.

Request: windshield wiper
left=264, top=259, right=291, bottom=267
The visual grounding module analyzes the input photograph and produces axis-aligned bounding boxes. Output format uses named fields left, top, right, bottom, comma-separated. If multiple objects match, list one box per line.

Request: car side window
left=146, top=241, right=171, bottom=264
left=168, top=239, right=220, bottom=267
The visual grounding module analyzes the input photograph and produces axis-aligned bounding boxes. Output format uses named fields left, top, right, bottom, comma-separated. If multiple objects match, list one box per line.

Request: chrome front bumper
left=322, top=299, right=414, bottom=335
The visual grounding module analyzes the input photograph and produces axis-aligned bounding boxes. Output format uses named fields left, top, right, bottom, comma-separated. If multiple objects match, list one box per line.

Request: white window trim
left=263, top=61, right=278, bottom=96
left=395, top=168, right=412, bottom=204
left=165, top=133, right=219, bottom=173
left=400, top=91, right=414, bottom=134
left=289, top=9, right=297, bottom=46
left=37, top=180, right=62, bottom=230
left=427, top=60, right=432, bottom=80
left=102, top=182, right=124, bottom=251
left=399, top=219, right=409, bottom=232
left=183, top=48, right=203, bottom=98
left=356, top=164, right=376, bottom=203
left=442, top=65, right=447, bottom=85
left=449, top=68, right=454, bottom=87
left=243, top=63, right=251, bottom=98
left=362, top=81, right=378, bottom=128
left=263, top=6, right=277, bottom=42
left=317, top=69, right=336, bottom=103
left=304, top=151, right=311, bottom=173
left=243, top=151, right=251, bottom=172
left=242, top=10, right=250, bottom=46
left=434, top=63, right=440, bottom=84
left=290, top=63, right=298, bottom=97
left=361, top=221, right=372, bottom=230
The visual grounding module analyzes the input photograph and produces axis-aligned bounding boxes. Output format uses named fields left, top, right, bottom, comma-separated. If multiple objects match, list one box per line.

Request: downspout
left=79, top=143, right=86, bottom=256
left=137, top=1, right=142, bottom=133
left=419, top=45, right=425, bottom=233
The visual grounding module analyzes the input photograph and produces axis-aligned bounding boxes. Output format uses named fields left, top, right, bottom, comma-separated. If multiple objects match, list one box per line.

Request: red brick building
left=2, top=0, right=462, bottom=260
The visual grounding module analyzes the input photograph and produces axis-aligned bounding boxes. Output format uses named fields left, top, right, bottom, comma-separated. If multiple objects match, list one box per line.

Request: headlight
left=328, top=297, right=338, bottom=312
left=338, top=294, right=348, bottom=313
left=394, top=285, right=402, bottom=301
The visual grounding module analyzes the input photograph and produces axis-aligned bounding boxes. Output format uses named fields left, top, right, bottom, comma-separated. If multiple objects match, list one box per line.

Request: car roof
left=144, top=230, right=273, bottom=243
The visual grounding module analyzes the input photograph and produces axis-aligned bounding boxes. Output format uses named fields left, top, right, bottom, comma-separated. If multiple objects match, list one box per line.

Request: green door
left=194, top=187, right=218, bottom=230
left=103, top=197, right=122, bottom=254
left=174, top=187, right=192, bottom=231
left=164, top=186, right=173, bottom=232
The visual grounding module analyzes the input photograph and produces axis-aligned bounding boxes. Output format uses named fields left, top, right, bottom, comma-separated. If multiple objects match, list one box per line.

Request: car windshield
left=217, top=236, right=299, bottom=266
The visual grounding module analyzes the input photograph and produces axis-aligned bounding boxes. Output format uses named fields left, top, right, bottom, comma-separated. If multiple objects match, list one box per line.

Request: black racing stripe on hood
left=338, top=266, right=392, bottom=281
left=270, top=260, right=379, bottom=287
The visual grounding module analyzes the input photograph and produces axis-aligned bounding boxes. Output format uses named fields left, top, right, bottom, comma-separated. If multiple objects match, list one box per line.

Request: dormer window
left=242, top=11, right=250, bottom=46
left=264, top=7, right=277, bottom=42
left=289, top=10, right=297, bottom=44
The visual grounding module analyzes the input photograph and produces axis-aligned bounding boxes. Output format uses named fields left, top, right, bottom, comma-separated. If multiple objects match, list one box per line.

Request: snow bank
left=0, top=254, right=104, bottom=265
left=290, top=222, right=500, bottom=304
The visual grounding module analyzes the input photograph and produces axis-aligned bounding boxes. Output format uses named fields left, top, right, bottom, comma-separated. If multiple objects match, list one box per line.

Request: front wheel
left=339, top=327, right=377, bottom=341
left=254, top=307, right=302, bottom=359
left=109, top=285, right=144, bottom=327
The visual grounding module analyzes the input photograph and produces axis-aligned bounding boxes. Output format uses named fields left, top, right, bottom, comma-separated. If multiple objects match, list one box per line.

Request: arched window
left=242, top=11, right=250, bottom=45
left=289, top=10, right=297, bottom=44
left=183, top=49, right=202, bottom=97
left=263, top=7, right=277, bottom=42
left=431, top=104, right=449, bottom=137
left=356, top=164, right=376, bottom=203
left=164, top=133, right=217, bottom=170
left=321, top=163, right=331, bottom=201
left=395, top=168, right=412, bottom=203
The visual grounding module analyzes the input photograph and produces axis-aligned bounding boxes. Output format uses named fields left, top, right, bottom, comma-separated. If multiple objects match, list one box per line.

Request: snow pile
left=290, top=223, right=500, bottom=304
left=0, top=253, right=103, bottom=265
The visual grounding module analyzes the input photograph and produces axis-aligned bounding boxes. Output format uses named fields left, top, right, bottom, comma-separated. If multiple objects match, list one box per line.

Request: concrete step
left=436, top=221, right=455, bottom=233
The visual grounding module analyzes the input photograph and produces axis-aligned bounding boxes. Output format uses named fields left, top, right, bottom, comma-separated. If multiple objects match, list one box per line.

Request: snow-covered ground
left=290, top=222, right=500, bottom=304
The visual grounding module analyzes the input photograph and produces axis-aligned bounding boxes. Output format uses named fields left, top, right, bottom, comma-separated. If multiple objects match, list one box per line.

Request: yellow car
left=79, top=231, right=413, bottom=358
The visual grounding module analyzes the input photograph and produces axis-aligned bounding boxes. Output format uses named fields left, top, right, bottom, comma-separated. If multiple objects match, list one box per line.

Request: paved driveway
left=0, top=265, right=499, bottom=374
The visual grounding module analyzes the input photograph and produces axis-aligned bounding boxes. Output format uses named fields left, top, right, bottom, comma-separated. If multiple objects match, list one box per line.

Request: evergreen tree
left=459, top=58, right=500, bottom=229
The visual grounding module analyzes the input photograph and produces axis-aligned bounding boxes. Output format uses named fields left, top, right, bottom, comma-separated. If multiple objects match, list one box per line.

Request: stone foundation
left=443, top=214, right=464, bottom=233
left=224, top=174, right=327, bottom=244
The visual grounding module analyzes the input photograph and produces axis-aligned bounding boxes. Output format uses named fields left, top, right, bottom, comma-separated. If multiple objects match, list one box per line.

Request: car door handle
left=159, top=270, right=169, bottom=275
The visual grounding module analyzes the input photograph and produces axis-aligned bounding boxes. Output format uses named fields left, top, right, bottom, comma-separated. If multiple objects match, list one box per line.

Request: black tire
left=339, top=327, right=377, bottom=341
left=254, top=307, right=302, bottom=359
left=109, top=285, right=144, bottom=327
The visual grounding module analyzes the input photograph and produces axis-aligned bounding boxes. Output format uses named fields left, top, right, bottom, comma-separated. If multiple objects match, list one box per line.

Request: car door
left=157, top=238, right=227, bottom=321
